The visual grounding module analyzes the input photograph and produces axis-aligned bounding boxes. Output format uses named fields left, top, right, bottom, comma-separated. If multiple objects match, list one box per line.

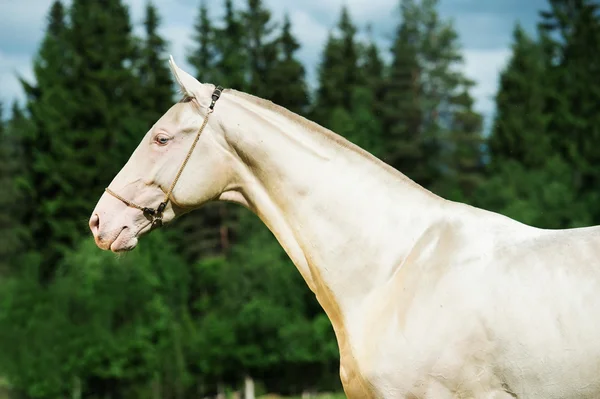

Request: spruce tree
left=538, top=0, right=600, bottom=222
left=268, top=14, right=310, bottom=115
left=418, top=0, right=483, bottom=194
left=475, top=8, right=595, bottom=229
left=381, top=0, right=484, bottom=194
left=310, top=5, right=386, bottom=154
left=188, top=0, right=219, bottom=84
left=138, top=1, right=174, bottom=120
left=437, top=84, right=484, bottom=202
left=361, top=26, right=385, bottom=106
left=312, top=6, right=361, bottom=127
left=242, top=0, right=278, bottom=99
left=176, top=0, right=243, bottom=264
left=0, top=102, right=7, bottom=274
left=487, top=24, right=550, bottom=170
left=0, top=102, right=21, bottom=275
left=21, top=0, right=145, bottom=280
left=19, top=0, right=73, bottom=277
left=352, top=27, right=386, bottom=157
left=215, top=0, right=249, bottom=90
left=380, top=0, right=425, bottom=182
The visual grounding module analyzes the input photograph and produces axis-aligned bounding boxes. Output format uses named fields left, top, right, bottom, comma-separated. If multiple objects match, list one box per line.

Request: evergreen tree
left=215, top=0, right=249, bottom=90
left=0, top=102, right=20, bottom=275
left=138, top=1, right=174, bottom=121
left=242, top=0, right=279, bottom=99
left=361, top=26, right=385, bottom=106
left=381, top=0, right=483, bottom=194
left=312, top=6, right=361, bottom=127
left=311, top=6, right=385, bottom=153
left=0, top=102, right=7, bottom=274
left=380, top=0, right=426, bottom=182
left=476, top=8, right=595, bottom=229
left=187, top=0, right=219, bottom=84
left=351, top=27, right=386, bottom=157
left=418, top=0, right=482, bottom=194
left=176, top=0, right=240, bottom=265
left=436, top=84, right=484, bottom=202
left=538, top=0, right=600, bottom=222
left=18, top=0, right=74, bottom=278
left=487, top=24, right=550, bottom=170
left=21, top=0, right=146, bottom=279
left=268, top=14, right=310, bottom=115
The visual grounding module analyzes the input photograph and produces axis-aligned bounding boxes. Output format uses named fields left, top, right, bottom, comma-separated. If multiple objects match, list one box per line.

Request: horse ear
left=168, top=55, right=202, bottom=98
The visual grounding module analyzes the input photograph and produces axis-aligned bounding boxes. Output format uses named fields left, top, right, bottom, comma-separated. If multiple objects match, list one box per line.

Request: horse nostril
left=89, top=214, right=100, bottom=236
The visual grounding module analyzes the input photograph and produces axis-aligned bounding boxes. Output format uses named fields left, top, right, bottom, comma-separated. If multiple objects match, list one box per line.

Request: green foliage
left=0, top=231, right=192, bottom=398
left=476, top=156, right=593, bottom=229
left=312, top=7, right=361, bottom=126
left=268, top=14, right=310, bottom=115
left=382, top=0, right=484, bottom=194
left=19, top=0, right=149, bottom=280
left=0, top=102, right=28, bottom=275
left=138, top=1, right=175, bottom=120
left=482, top=0, right=600, bottom=228
left=3, top=0, right=600, bottom=397
left=488, top=24, right=550, bottom=170
left=242, top=0, right=279, bottom=99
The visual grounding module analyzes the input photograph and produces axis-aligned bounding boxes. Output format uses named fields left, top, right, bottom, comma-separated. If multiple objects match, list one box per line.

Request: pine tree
left=418, top=0, right=482, bottom=193
left=381, top=0, right=484, bottom=194
left=0, top=102, right=21, bottom=275
left=475, top=6, right=596, bottom=229
left=310, top=5, right=386, bottom=154
left=312, top=6, right=361, bottom=127
left=18, top=0, right=73, bottom=277
left=138, top=1, right=174, bottom=121
left=352, top=26, right=386, bottom=157
left=268, top=14, right=310, bottom=115
left=0, top=102, right=7, bottom=274
left=380, top=0, right=426, bottom=182
left=361, top=26, right=385, bottom=105
left=487, top=24, right=550, bottom=170
left=175, top=0, right=244, bottom=264
left=21, top=0, right=146, bottom=280
left=414, top=0, right=485, bottom=201
left=538, top=0, right=600, bottom=222
left=242, top=0, right=279, bottom=99
left=188, top=0, right=219, bottom=84
left=438, top=83, right=484, bottom=202
left=215, top=0, right=249, bottom=90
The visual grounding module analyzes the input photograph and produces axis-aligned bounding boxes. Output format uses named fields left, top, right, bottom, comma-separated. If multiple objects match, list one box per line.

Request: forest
left=0, top=0, right=599, bottom=398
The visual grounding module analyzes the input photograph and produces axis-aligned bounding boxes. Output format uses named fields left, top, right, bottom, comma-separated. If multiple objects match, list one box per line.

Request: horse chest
left=337, top=336, right=377, bottom=399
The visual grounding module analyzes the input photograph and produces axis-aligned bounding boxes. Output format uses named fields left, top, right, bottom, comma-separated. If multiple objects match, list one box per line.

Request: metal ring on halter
left=104, top=85, right=224, bottom=226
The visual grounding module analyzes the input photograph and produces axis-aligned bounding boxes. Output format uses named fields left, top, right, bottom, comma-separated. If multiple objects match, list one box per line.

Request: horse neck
left=218, top=91, right=447, bottom=321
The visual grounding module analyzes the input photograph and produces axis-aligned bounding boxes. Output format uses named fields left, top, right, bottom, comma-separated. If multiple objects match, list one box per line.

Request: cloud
left=463, top=48, right=512, bottom=131
left=0, top=1, right=50, bottom=55
left=0, top=51, right=34, bottom=108
left=0, top=0, right=533, bottom=132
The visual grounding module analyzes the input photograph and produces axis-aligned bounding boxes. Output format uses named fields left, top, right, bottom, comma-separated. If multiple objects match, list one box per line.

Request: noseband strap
left=105, top=85, right=224, bottom=226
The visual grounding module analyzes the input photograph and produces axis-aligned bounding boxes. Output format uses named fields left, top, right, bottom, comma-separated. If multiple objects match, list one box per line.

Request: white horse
left=89, top=56, right=600, bottom=398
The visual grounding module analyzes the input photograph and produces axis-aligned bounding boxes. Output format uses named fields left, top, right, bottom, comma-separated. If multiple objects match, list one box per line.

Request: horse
left=89, top=56, right=600, bottom=398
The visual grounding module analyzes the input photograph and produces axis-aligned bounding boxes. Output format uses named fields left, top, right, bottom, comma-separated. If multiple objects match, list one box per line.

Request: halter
left=105, top=85, right=224, bottom=227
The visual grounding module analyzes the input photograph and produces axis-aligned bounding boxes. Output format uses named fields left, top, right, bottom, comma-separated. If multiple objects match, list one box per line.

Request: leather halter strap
left=105, top=85, right=224, bottom=226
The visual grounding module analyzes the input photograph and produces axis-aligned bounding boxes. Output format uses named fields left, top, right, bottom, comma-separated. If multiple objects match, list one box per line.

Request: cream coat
left=89, top=57, right=600, bottom=398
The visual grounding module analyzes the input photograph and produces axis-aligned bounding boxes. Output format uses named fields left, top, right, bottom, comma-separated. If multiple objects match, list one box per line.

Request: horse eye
left=155, top=135, right=170, bottom=145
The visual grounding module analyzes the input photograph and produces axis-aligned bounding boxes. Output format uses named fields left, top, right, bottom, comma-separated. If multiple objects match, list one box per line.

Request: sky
left=0, top=0, right=549, bottom=129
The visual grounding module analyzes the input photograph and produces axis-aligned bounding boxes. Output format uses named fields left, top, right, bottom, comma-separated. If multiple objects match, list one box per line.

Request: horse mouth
left=107, top=222, right=153, bottom=253
left=110, top=229, right=138, bottom=253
